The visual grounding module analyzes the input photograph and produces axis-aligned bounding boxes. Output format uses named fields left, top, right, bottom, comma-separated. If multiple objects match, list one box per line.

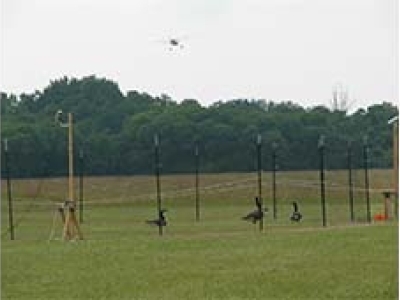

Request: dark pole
left=363, top=136, right=371, bottom=223
left=256, top=134, right=263, bottom=231
left=272, top=142, right=277, bottom=220
left=347, top=141, right=355, bottom=222
left=154, top=134, right=162, bottom=235
left=388, top=118, right=399, bottom=219
left=195, top=144, right=200, bottom=221
left=318, top=135, right=327, bottom=227
left=3, top=139, right=15, bottom=240
left=79, top=149, right=84, bottom=223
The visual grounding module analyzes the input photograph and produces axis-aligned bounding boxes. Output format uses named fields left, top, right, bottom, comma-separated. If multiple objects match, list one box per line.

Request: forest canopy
left=1, top=76, right=398, bottom=178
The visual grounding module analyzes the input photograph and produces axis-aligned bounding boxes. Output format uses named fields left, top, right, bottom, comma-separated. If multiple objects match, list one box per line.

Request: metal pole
left=195, top=144, right=200, bottom=221
left=68, top=113, right=74, bottom=203
left=363, top=136, right=371, bottom=223
left=388, top=116, right=398, bottom=218
left=154, top=134, right=162, bottom=235
left=3, top=139, right=15, bottom=240
left=272, top=142, right=277, bottom=220
left=393, top=122, right=398, bottom=218
left=79, top=149, right=84, bottom=223
left=256, top=134, right=263, bottom=231
left=347, top=141, right=355, bottom=222
left=318, top=135, right=327, bottom=227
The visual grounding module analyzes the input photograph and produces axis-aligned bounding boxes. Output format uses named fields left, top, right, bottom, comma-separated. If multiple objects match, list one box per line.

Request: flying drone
left=169, top=38, right=183, bottom=47
left=167, top=38, right=184, bottom=50
left=155, top=36, right=186, bottom=51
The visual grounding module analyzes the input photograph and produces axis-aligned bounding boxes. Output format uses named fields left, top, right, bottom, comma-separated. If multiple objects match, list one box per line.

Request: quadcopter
left=154, top=37, right=186, bottom=51
left=169, top=38, right=182, bottom=47
left=167, top=38, right=184, bottom=50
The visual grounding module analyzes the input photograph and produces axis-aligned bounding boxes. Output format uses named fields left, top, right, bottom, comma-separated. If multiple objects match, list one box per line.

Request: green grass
left=1, top=170, right=398, bottom=299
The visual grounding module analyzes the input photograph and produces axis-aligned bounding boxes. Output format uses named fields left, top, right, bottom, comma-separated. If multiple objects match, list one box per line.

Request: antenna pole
left=55, top=110, right=83, bottom=240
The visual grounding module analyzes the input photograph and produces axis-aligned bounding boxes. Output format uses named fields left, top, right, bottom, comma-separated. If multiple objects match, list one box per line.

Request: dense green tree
left=1, top=75, right=397, bottom=177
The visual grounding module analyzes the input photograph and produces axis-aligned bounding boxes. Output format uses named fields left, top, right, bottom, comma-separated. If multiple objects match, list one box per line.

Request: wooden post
left=62, top=203, right=83, bottom=240
left=59, top=205, right=70, bottom=240
left=55, top=111, right=83, bottom=241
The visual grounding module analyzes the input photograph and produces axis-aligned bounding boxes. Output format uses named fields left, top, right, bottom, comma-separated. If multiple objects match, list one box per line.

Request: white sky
left=1, top=0, right=398, bottom=109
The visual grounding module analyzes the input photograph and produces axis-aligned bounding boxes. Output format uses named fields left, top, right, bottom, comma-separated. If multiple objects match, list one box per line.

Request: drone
left=154, top=37, right=186, bottom=51
left=167, top=38, right=184, bottom=50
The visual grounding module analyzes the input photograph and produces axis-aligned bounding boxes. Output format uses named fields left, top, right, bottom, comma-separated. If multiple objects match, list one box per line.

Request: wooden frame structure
left=56, top=112, right=83, bottom=240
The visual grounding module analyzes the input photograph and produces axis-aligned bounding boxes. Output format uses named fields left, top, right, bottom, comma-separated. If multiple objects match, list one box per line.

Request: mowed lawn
left=1, top=170, right=398, bottom=299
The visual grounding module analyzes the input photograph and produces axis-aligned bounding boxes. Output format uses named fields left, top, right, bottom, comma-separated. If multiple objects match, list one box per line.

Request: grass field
left=1, top=170, right=398, bottom=299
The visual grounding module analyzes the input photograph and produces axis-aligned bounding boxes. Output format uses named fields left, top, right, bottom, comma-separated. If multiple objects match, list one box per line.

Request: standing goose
left=290, top=201, right=302, bottom=222
left=146, top=209, right=167, bottom=227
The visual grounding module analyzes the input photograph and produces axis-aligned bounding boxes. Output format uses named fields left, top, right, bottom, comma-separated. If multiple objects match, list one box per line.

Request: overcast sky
left=1, top=0, right=398, bottom=109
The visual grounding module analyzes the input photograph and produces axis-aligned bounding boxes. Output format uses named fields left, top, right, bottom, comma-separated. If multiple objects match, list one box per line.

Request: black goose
left=290, top=201, right=302, bottom=222
left=242, top=197, right=267, bottom=224
left=146, top=209, right=167, bottom=227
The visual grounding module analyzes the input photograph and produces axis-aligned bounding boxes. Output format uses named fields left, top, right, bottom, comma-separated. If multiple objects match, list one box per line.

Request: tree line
left=1, top=75, right=398, bottom=178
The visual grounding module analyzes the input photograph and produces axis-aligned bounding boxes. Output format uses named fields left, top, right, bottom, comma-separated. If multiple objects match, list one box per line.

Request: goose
left=242, top=197, right=267, bottom=224
left=290, top=201, right=302, bottom=222
left=146, top=209, right=167, bottom=227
